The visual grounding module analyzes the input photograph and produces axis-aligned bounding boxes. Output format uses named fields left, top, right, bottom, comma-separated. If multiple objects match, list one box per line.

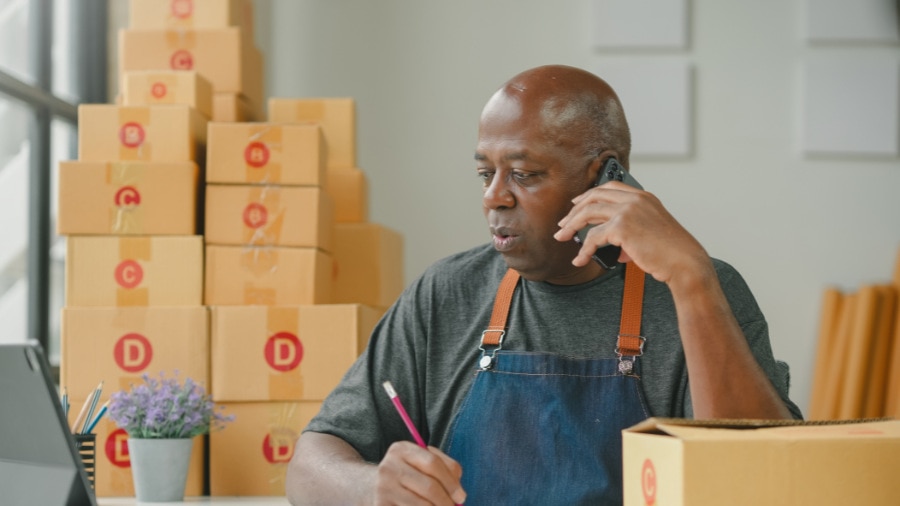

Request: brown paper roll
left=885, top=335, right=900, bottom=416
left=821, top=292, right=857, bottom=420
left=885, top=253, right=900, bottom=417
left=862, top=285, right=897, bottom=418
left=837, top=286, right=881, bottom=420
left=808, top=288, right=844, bottom=420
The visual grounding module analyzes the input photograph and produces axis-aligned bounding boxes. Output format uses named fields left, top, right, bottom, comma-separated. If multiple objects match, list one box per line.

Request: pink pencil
left=382, top=381, right=426, bottom=447
left=382, top=381, right=464, bottom=505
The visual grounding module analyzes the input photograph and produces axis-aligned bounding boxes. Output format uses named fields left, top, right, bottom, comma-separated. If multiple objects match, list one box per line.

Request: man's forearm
left=287, top=432, right=377, bottom=506
left=670, top=263, right=793, bottom=420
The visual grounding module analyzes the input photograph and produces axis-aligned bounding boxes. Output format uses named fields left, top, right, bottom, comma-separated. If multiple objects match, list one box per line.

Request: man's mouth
left=490, top=226, right=519, bottom=252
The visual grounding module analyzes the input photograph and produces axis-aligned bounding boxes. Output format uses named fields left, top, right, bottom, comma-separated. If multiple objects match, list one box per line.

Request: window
left=0, top=94, right=31, bottom=344
left=0, top=0, right=107, bottom=364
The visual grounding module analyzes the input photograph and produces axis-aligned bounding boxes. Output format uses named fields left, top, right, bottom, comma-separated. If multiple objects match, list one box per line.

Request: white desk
left=99, top=498, right=290, bottom=505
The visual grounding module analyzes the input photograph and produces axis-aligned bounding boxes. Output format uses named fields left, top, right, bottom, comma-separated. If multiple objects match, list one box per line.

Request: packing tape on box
left=117, top=287, right=149, bottom=307
left=263, top=402, right=303, bottom=490
left=243, top=285, right=277, bottom=305
left=244, top=126, right=283, bottom=184
left=109, top=305, right=150, bottom=330
left=116, top=238, right=151, bottom=306
left=119, top=237, right=152, bottom=261
left=118, top=108, right=152, bottom=160
left=107, top=162, right=144, bottom=234
left=165, top=30, right=197, bottom=71
left=241, top=247, right=279, bottom=305
left=243, top=186, right=284, bottom=246
left=293, top=101, right=326, bottom=122
left=240, top=246, right=277, bottom=275
left=266, top=307, right=304, bottom=400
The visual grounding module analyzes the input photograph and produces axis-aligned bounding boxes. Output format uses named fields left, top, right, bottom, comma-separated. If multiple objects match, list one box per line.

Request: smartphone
left=573, top=157, right=643, bottom=270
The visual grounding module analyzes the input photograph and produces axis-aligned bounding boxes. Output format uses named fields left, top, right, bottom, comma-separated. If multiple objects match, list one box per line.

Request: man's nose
left=483, top=176, right=515, bottom=209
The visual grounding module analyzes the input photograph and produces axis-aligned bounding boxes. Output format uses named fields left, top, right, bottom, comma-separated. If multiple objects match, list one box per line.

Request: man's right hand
left=374, top=441, right=466, bottom=505
left=286, top=432, right=466, bottom=506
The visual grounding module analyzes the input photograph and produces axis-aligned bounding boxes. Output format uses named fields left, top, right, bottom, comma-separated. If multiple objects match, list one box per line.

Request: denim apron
left=443, top=264, right=650, bottom=505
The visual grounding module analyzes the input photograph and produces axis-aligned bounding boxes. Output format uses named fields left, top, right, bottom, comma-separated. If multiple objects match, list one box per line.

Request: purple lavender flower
left=106, top=371, right=234, bottom=439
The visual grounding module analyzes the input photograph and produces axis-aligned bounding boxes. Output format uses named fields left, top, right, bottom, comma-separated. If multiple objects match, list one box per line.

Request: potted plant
left=108, top=371, right=234, bottom=502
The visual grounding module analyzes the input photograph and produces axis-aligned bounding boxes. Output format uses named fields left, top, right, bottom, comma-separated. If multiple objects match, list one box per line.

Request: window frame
left=0, top=0, right=108, bottom=358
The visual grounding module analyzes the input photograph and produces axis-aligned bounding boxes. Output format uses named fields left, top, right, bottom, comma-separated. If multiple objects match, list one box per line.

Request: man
left=286, top=65, right=801, bottom=505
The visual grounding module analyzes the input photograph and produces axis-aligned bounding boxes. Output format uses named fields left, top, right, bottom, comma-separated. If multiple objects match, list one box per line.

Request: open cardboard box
left=622, top=417, right=900, bottom=506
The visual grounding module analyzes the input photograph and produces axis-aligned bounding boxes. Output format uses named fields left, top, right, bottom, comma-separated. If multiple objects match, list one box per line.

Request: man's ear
left=586, top=157, right=604, bottom=188
left=589, top=150, right=621, bottom=185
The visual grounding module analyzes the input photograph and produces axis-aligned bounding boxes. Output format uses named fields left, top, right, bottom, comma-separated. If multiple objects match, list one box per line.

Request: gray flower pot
left=128, top=438, right=193, bottom=502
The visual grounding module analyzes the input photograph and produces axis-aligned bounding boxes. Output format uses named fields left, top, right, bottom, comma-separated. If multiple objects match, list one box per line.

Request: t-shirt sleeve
left=302, top=279, right=430, bottom=462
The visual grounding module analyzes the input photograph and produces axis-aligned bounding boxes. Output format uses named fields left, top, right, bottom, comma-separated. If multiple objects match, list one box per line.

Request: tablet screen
left=0, top=342, right=97, bottom=506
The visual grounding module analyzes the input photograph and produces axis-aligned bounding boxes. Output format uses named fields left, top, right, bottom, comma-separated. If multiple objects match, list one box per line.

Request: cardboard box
left=210, top=401, right=321, bottom=496
left=209, top=304, right=380, bottom=401
left=67, top=415, right=205, bottom=498
left=206, top=123, right=325, bottom=186
left=212, top=92, right=257, bottom=122
left=267, top=98, right=355, bottom=170
left=204, top=245, right=333, bottom=305
left=121, top=70, right=213, bottom=119
left=60, top=305, right=209, bottom=402
left=205, top=185, right=334, bottom=250
left=327, top=167, right=368, bottom=223
left=129, top=0, right=254, bottom=37
left=78, top=104, right=207, bottom=162
left=57, top=160, right=199, bottom=235
left=622, top=417, right=900, bottom=506
left=119, top=28, right=264, bottom=114
left=333, top=223, right=403, bottom=308
left=66, top=236, right=203, bottom=307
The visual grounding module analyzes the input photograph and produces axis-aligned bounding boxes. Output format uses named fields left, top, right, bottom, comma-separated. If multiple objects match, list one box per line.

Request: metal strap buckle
left=615, top=334, right=645, bottom=375
left=615, top=334, right=646, bottom=356
left=478, top=329, right=505, bottom=370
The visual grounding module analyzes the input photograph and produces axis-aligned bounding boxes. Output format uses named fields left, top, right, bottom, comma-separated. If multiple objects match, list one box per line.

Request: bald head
left=483, top=65, right=631, bottom=167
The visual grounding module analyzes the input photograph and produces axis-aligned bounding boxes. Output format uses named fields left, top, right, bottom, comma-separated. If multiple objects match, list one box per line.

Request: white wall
left=260, top=0, right=900, bottom=414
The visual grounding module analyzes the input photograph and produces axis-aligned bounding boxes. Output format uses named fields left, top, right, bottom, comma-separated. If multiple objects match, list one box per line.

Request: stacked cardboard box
left=204, top=97, right=407, bottom=495
left=207, top=304, right=382, bottom=495
left=122, top=0, right=264, bottom=122
left=57, top=0, right=409, bottom=498
left=59, top=106, right=209, bottom=494
left=201, top=120, right=335, bottom=497
left=622, top=417, right=900, bottom=505
left=56, top=0, right=264, bottom=497
left=267, top=98, right=405, bottom=312
left=203, top=122, right=334, bottom=306
left=60, top=90, right=209, bottom=495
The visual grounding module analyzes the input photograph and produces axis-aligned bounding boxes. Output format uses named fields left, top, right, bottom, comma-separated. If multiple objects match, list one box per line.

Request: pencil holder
left=74, top=433, right=96, bottom=489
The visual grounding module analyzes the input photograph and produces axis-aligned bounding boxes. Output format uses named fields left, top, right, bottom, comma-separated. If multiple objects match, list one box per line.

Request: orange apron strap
left=480, top=264, right=646, bottom=372
left=616, top=262, right=646, bottom=358
left=481, top=268, right=520, bottom=348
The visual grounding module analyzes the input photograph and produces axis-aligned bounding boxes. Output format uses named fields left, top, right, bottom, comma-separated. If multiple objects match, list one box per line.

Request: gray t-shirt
left=305, top=244, right=802, bottom=462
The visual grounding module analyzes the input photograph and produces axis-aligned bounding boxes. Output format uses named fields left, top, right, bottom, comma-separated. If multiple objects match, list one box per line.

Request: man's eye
left=477, top=171, right=493, bottom=183
left=513, top=172, right=534, bottom=183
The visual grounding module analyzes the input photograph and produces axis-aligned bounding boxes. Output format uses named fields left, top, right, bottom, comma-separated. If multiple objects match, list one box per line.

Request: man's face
left=476, top=91, right=600, bottom=284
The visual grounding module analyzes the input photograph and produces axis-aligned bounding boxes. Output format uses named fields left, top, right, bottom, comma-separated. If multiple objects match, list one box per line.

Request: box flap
left=626, top=416, right=899, bottom=440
